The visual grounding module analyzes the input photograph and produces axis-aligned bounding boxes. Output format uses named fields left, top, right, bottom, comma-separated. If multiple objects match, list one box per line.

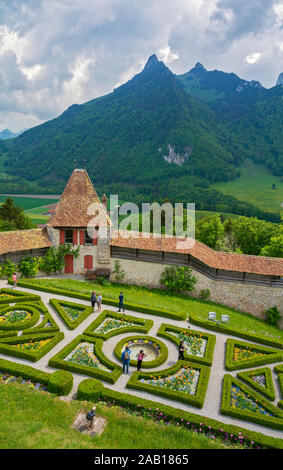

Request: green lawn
left=211, top=159, right=283, bottom=214
left=0, top=384, right=233, bottom=449
left=0, top=196, right=59, bottom=211
left=23, top=278, right=283, bottom=345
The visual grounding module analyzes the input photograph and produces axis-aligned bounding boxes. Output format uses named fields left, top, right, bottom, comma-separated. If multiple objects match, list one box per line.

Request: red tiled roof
left=48, top=169, right=110, bottom=227
left=110, top=230, right=283, bottom=276
left=0, top=228, right=52, bottom=255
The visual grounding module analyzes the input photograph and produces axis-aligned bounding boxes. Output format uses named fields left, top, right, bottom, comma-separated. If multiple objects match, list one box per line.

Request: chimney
left=101, top=194, right=108, bottom=213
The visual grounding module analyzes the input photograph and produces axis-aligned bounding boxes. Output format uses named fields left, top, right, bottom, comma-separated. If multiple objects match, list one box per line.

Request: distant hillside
left=0, top=55, right=281, bottom=222
left=0, top=128, right=27, bottom=140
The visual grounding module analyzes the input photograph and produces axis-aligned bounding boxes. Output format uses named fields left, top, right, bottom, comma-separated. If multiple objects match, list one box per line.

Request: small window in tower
left=65, top=229, right=73, bottom=244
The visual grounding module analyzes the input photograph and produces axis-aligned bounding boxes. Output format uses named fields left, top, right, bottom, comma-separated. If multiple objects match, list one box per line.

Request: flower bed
left=0, top=304, right=40, bottom=331
left=83, top=311, right=153, bottom=340
left=142, top=365, right=200, bottom=395
left=49, top=299, right=93, bottom=330
left=65, top=341, right=111, bottom=372
left=0, top=288, right=41, bottom=304
left=127, top=360, right=210, bottom=408
left=157, top=323, right=216, bottom=366
left=114, top=335, right=168, bottom=369
left=237, top=367, right=276, bottom=401
left=0, top=331, right=64, bottom=362
left=48, top=335, right=122, bottom=384
left=221, top=374, right=283, bottom=430
left=0, top=371, right=48, bottom=391
left=0, top=358, right=72, bottom=396
left=225, top=338, right=283, bottom=371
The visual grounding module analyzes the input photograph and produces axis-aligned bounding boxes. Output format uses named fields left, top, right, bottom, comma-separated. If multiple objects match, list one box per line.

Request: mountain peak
left=276, top=72, right=283, bottom=86
left=194, top=62, right=206, bottom=70
left=143, top=54, right=160, bottom=70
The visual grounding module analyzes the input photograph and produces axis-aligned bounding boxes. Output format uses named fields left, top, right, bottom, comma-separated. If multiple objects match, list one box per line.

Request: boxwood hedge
left=83, top=310, right=153, bottom=340
left=237, top=367, right=276, bottom=401
left=114, top=335, right=168, bottom=369
left=47, top=370, right=73, bottom=395
left=0, top=331, right=64, bottom=362
left=225, top=339, right=283, bottom=371
left=157, top=323, right=216, bottom=366
left=189, top=312, right=283, bottom=349
left=127, top=360, right=210, bottom=408
left=49, top=298, right=93, bottom=330
left=9, top=280, right=186, bottom=321
left=0, top=357, right=73, bottom=395
left=221, top=374, right=283, bottom=430
left=21, top=301, right=60, bottom=335
left=0, top=288, right=41, bottom=304
left=0, top=304, right=41, bottom=332
left=76, top=378, right=283, bottom=449
left=48, top=335, right=122, bottom=384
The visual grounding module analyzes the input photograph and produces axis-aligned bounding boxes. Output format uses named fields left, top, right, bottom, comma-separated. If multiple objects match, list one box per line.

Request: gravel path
left=1, top=280, right=283, bottom=442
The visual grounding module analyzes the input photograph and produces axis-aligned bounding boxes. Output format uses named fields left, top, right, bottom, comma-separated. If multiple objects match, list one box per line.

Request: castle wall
left=109, top=257, right=283, bottom=328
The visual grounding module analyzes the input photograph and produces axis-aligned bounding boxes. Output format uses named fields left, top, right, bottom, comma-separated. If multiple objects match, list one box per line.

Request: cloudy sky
left=0, top=0, right=282, bottom=132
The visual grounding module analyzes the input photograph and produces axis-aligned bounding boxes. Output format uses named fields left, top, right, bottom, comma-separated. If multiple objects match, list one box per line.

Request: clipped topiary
left=47, top=370, right=73, bottom=396
left=77, top=378, right=104, bottom=402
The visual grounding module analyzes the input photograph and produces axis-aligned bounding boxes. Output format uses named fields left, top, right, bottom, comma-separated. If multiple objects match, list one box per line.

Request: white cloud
left=245, top=52, right=262, bottom=64
left=0, top=0, right=282, bottom=131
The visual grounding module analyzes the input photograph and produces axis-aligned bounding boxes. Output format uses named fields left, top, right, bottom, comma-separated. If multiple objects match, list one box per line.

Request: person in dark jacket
left=178, top=341, right=186, bottom=360
left=118, top=292, right=125, bottom=313
left=91, top=291, right=97, bottom=311
left=121, top=346, right=131, bottom=373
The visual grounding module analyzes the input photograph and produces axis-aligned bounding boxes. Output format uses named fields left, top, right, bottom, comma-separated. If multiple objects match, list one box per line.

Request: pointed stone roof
left=48, top=169, right=110, bottom=227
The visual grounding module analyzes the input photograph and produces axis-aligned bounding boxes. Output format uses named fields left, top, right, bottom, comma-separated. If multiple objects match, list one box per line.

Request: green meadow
left=211, top=159, right=283, bottom=214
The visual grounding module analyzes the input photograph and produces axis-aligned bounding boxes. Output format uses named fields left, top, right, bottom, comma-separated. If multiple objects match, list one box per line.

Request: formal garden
left=0, top=277, right=283, bottom=450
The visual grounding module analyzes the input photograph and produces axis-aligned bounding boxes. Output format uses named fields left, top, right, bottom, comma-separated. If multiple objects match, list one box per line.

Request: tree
left=112, top=259, right=126, bottom=283
left=160, top=265, right=197, bottom=294
left=1, top=259, right=17, bottom=279
left=264, top=306, right=281, bottom=328
left=260, top=236, right=283, bottom=258
left=39, top=245, right=80, bottom=274
left=195, top=214, right=225, bottom=249
left=0, top=198, right=34, bottom=230
left=230, top=216, right=278, bottom=255
left=18, top=257, right=41, bottom=278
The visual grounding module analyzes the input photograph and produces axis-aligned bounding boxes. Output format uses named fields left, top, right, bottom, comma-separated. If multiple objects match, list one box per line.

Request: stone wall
left=109, top=257, right=283, bottom=329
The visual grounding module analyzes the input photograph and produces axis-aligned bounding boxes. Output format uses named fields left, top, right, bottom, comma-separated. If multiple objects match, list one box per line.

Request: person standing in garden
left=118, top=292, right=125, bottom=313
left=137, top=350, right=146, bottom=371
left=178, top=340, right=186, bottom=360
left=121, top=346, right=131, bottom=373
left=97, top=293, right=102, bottom=312
left=91, top=291, right=97, bottom=311
left=12, top=272, right=17, bottom=289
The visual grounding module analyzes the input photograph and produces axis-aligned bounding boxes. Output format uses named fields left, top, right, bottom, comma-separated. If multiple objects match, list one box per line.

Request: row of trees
left=195, top=213, right=283, bottom=257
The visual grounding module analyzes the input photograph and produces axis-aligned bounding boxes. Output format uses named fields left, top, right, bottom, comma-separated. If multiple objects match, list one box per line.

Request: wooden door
left=64, top=254, right=74, bottom=274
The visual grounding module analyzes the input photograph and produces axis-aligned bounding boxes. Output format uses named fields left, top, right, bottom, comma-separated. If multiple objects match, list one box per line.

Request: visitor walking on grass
left=91, top=291, right=97, bottom=311
left=12, top=272, right=17, bottom=289
left=178, top=340, right=186, bottom=360
left=137, top=350, right=146, bottom=371
left=118, top=292, right=125, bottom=313
left=121, top=346, right=131, bottom=373
left=97, top=293, right=102, bottom=312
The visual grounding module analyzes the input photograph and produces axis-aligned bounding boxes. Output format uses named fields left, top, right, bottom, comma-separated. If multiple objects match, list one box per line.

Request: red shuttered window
left=73, top=230, right=78, bottom=245
left=84, top=255, right=93, bottom=270
left=79, top=230, right=85, bottom=245
left=60, top=230, right=65, bottom=245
